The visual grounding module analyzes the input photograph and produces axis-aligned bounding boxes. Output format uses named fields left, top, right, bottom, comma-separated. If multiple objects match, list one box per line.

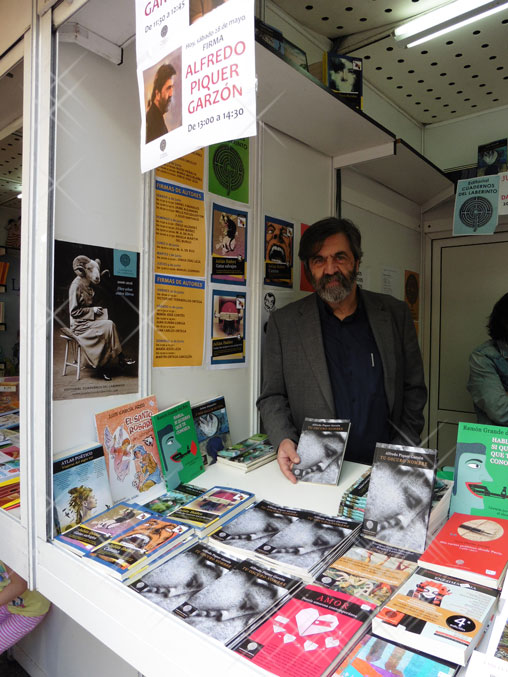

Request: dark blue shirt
left=317, top=293, right=390, bottom=465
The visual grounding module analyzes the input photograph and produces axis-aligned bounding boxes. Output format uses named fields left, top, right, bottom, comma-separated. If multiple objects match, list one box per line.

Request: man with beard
left=257, top=217, right=426, bottom=481
left=146, top=63, right=176, bottom=144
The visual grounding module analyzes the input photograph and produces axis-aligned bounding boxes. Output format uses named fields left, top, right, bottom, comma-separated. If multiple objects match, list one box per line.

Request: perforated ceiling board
left=272, top=1, right=508, bottom=124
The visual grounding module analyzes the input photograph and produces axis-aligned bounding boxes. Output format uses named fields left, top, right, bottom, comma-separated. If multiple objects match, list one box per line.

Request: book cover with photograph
left=53, top=442, right=113, bottom=535
left=477, top=138, right=507, bottom=176
left=294, top=417, right=350, bottom=485
left=95, top=395, right=165, bottom=504
left=191, top=394, right=231, bottom=465
left=151, top=400, right=203, bottom=489
left=323, top=52, right=363, bottom=110
left=363, top=443, right=437, bottom=553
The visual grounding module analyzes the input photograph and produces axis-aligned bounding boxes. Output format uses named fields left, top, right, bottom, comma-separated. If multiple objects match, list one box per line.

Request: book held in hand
left=294, top=418, right=350, bottom=485
left=363, top=443, right=437, bottom=554
left=372, top=567, right=499, bottom=666
left=418, top=512, right=508, bottom=588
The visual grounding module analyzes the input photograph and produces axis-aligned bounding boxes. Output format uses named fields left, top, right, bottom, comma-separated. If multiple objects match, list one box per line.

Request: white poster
left=136, top=0, right=256, bottom=173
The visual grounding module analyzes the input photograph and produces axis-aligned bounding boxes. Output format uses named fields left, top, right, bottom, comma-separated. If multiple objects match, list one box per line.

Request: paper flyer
left=153, top=273, right=205, bottom=367
left=264, top=216, right=294, bottom=288
left=154, top=178, right=206, bottom=277
left=210, top=202, right=248, bottom=285
left=208, top=137, right=250, bottom=203
left=135, top=0, right=256, bottom=172
left=499, top=171, right=508, bottom=215
left=155, top=148, right=204, bottom=189
left=453, top=175, right=500, bottom=236
left=209, top=288, right=246, bottom=367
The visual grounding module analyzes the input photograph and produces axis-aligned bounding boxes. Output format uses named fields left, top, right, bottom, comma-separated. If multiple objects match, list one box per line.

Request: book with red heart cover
left=232, top=584, right=376, bottom=676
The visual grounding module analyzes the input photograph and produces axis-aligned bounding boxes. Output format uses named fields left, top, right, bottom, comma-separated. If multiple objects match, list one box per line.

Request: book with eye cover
left=372, top=568, right=499, bottom=666
left=294, top=418, right=350, bottom=485
left=418, top=512, right=508, bottom=588
left=333, top=633, right=459, bottom=676
left=130, top=541, right=240, bottom=611
left=232, top=584, right=376, bottom=677
left=209, top=500, right=303, bottom=557
left=253, top=511, right=362, bottom=579
left=362, top=443, right=437, bottom=554
left=173, top=558, right=302, bottom=646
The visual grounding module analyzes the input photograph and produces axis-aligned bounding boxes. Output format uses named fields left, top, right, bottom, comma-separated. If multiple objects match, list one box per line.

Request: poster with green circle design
left=208, top=138, right=249, bottom=204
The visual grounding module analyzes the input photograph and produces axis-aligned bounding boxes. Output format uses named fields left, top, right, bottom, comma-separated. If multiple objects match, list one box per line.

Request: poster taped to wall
left=53, top=241, right=139, bottom=400
left=264, top=216, right=294, bottom=288
left=210, top=202, right=248, bottom=285
left=209, top=288, right=246, bottom=367
left=135, top=0, right=256, bottom=172
left=208, top=138, right=250, bottom=203
left=453, top=175, right=499, bottom=236
left=155, top=148, right=205, bottom=189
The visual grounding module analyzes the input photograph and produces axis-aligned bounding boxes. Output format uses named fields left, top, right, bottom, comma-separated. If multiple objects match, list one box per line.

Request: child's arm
left=0, top=568, right=27, bottom=606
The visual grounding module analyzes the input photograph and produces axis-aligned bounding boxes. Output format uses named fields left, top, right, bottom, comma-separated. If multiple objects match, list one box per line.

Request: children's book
left=0, top=412, right=19, bottom=429
left=130, top=541, right=240, bottom=611
left=372, top=567, right=499, bottom=666
left=217, top=433, right=276, bottom=472
left=95, top=395, right=165, bottom=505
left=85, top=514, right=193, bottom=581
left=294, top=418, right=350, bottom=485
left=449, top=422, right=508, bottom=520
left=169, top=485, right=256, bottom=537
left=0, top=459, right=20, bottom=484
left=418, top=512, right=508, bottom=588
left=333, top=633, right=459, bottom=676
left=151, top=400, right=204, bottom=490
left=173, top=558, right=301, bottom=646
left=191, top=395, right=231, bottom=465
left=55, top=502, right=152, bottom=555
left=52, top=442, right=113, bottom=535
left=232, top=584, right=376, bottom=676
left=363, top=443, right=437, bottom=554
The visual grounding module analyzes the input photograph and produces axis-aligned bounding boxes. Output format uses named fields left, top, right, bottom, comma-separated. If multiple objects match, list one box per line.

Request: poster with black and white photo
left=53, top=240, right=139, bottom=400
left=136, top=0, right=256, bottom=172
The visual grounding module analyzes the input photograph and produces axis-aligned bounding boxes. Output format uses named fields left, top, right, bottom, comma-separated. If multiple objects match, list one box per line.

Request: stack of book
left=55, top=502, right=196, bottom=583
left=168, top=485, right=256, bottom=537
left=217, top=433, right=277, bottom=472
left=337, top=469, right=371, bottom=521
left=0, top=445, right=20, bottom=510
left=143, top=483, right=205, bottom=517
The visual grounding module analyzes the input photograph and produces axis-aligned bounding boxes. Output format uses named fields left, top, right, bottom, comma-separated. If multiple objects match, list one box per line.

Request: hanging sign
left=135, top=0, right=256, bottom=173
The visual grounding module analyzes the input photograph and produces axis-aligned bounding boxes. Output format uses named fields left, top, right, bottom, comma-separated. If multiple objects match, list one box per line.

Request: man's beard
left=310, top=269, right=357, bottom=304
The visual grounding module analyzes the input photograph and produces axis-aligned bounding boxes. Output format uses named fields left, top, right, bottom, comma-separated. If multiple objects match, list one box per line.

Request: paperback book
left=338, top=469, right=371, bottom=518
left=95, top=395, right=165, bottom=504
left=294, top=418, right=349, bottom=485
left=130, top=541, right=239, bottom=611
left=173, top=558, right=301, bottom=645
left=477, top=138, right=507, bottom=176
left=362, top=443, right=437, bottom=553
left=232, top=584, right=375, bottom=676
left=169, top=485, right=256, bottom=537
left=151, top=400, right=204, bottom=490
left=191, top=395, right=231, bottom=465
left=449, top=422, right=508, bottom=521
left=334, top=633, right=459, bottom=676
left=143, top=483, right=205, bottom=517
left=52, top=442, right=113, bottom=535
left=210, top=500, right=303, bottom=556
left=217, top=433, right=276, bottom=472
left=372, top=567, right=499, bottom=665
left=323, top=52, right=363, bottom=110
left=55, top=502, right=152, bottom=555
left=418, top=512, right=508, bottom=588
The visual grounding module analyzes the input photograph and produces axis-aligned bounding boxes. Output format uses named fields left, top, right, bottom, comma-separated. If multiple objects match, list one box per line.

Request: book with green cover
left=449, top=421, right=508, bottom=520
left=151, top=401, right=204, bottom=490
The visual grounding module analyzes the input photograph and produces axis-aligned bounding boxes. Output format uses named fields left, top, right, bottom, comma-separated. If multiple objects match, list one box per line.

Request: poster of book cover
left=264, top=216, right=293, bottom=288
left=210, top=288, right=246, bottom=367
left=449, top=422, right=508, bottom=521
left=324, top=52, right=363, bottom=110
left=53, top=240, right=139, bottom=401
left=135, top=0, right=256, bottom=173
left=453, top=175, right=499, bottom=236
left=210, top=203, right=248, bottom=285
left=477, top=138, right=507, bottom=176
left=208, top=138, right=250, bottom=203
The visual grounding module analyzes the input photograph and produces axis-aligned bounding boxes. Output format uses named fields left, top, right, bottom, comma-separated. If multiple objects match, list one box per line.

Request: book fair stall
left=0, top=0, right=508, bottom=676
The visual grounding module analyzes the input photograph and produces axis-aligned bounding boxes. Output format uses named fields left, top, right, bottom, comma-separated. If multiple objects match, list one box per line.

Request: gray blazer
left=257, top=289, right=427, bottom=453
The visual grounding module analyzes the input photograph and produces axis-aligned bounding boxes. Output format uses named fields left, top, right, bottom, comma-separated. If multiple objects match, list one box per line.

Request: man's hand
left=277, top=438, right=300, bottom=484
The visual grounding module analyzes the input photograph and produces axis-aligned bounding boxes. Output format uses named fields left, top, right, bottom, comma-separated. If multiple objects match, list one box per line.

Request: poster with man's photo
left=209, top=288, right=246, bottom=367
left=135, top=0, right=256, bottom=172
left=53, top=240, right=139, bottom=401
left=264, top=216, right=294, bottom=288
left=210, top=202, right=248, bottom=285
